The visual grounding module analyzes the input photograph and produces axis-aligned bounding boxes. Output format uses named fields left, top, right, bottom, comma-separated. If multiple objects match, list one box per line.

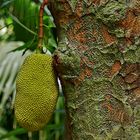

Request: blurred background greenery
left=0, top=0, right=65, bottom=140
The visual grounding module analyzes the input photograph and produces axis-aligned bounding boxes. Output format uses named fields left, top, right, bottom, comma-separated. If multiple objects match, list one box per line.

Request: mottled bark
left=49, top=0, right=140, bottom=139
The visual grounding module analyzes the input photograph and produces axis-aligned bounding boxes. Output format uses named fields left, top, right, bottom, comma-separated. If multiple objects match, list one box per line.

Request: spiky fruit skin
left=15, top=53, right=58, bottom=131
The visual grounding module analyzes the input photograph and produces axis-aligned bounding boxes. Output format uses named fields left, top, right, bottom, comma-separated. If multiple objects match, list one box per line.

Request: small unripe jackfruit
left=14, top=53, right=58, bottom=131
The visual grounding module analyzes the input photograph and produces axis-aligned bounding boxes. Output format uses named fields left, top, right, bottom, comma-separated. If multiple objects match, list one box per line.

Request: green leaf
left=9, top=13, right=37, bottom=36
left=0, top=0, right=14, bottom=8
left=12, top=0, right=38, bottom=42
left=0, top=128, right=27, bottom=139
left=10, top=39, right=37, bottom=52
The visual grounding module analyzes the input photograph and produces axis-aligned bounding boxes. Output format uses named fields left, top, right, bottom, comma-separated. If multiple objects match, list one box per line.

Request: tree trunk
left=49, top=0, right=140, bottom=139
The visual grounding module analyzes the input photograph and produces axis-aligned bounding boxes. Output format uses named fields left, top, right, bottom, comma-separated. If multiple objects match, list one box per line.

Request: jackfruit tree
left=48, top=0, right=140, bottom=139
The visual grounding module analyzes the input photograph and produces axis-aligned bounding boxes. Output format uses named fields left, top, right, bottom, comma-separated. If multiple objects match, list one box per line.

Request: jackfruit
left=14, top=53, right=59, bottom=131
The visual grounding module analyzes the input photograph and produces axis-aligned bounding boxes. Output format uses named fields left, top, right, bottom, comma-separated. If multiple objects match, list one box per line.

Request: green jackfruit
left=14, top=53, right=58, bottom=131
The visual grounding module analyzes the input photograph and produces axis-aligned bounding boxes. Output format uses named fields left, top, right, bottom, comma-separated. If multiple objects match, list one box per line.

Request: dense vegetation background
left=0, top=0, right=65, bottom=140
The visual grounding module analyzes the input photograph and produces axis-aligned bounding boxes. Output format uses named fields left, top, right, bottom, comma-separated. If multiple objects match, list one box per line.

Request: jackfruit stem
left=37, top=0, right=48, bottom=50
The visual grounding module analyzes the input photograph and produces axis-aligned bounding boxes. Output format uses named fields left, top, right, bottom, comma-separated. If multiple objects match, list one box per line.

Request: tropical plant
left=0, top=0, right=65, bottom=140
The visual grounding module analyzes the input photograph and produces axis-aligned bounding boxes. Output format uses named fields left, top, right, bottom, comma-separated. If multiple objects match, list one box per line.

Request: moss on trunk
left=49, top=0, right=140, bottom=139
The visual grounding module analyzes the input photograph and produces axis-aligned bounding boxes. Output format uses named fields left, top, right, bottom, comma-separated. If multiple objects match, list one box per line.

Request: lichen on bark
left=49, top=0, right=140, bottom=139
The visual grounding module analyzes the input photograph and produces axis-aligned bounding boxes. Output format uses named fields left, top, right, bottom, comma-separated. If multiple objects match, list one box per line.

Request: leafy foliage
left=11, top=0, right=57, bottom=53
left=12, top=0, right=38, bottom=42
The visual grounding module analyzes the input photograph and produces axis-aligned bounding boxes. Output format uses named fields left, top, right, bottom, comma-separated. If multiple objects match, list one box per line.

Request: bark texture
left=49, top=0, right=140, bottom=139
